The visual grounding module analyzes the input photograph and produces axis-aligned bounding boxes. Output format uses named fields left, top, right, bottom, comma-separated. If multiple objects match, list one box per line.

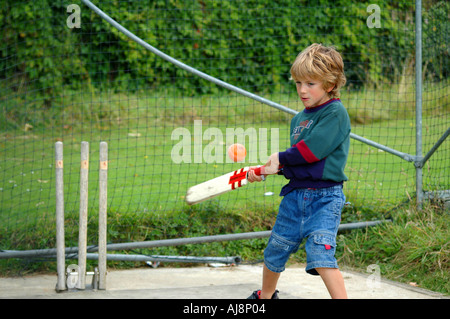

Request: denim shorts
left=264, top=185, right=345, bottom=276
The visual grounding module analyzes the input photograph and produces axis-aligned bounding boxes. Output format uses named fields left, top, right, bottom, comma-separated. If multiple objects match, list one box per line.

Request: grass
left=336, top=201, right=449, bottom=295
left=2, top=111, right=446, bottom=227
left=0, top=83, right=449, bottom=295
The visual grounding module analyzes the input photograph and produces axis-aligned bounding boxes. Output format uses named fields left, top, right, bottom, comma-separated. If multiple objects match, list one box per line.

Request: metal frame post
left=415, top=0, right=423, bottom=208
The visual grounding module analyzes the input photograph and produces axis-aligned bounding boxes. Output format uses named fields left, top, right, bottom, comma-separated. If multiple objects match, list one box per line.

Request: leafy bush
left=2, top=0, right=447, bottom=100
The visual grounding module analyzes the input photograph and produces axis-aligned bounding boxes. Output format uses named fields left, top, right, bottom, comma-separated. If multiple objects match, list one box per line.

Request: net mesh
left=0, top=0, right=448, bottom=254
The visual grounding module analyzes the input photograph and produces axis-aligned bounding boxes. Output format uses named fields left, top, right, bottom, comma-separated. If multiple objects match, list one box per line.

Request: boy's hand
left=247, top=167, right=264, bottom=183
left=247, top=153, right=280, bottom=183
left=262, top=152, right=280, bottom=175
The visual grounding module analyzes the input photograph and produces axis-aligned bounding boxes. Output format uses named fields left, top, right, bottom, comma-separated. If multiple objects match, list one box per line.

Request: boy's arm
left=259, top=153, right=281, bottom=175
left=279, top=110, right=350, bottom=166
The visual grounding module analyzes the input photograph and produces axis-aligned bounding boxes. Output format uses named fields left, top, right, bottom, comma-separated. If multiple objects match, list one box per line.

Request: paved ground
left=0, top=264, right=446, bottom=299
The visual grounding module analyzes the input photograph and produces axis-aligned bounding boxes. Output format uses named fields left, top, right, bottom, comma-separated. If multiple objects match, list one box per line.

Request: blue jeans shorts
left=264, top=186, right=345, bottom=276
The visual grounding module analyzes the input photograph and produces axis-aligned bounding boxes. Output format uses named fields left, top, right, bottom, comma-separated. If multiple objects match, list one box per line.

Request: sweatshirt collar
left=304, top=98, right=340, bottom=113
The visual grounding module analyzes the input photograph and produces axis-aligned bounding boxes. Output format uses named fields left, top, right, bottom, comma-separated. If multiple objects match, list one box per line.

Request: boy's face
left=295, top=78, right=333, bottom=108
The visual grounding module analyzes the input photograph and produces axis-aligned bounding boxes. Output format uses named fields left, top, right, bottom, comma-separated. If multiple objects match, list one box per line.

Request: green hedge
left=0, top=0, right=447, bottom=97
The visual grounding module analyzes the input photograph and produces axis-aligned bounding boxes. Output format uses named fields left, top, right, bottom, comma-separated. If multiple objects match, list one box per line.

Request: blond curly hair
left=290, top=43, right=346, bottom=98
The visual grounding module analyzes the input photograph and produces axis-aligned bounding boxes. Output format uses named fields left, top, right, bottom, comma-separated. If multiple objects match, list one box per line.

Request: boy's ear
left=326, top=85, right=335, bottom=93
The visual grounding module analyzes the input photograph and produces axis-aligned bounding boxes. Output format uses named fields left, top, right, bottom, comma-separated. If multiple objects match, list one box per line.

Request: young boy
left=247, top=43, right=350, bottom=299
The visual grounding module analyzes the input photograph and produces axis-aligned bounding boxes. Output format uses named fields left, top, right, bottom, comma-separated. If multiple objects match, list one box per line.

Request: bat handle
left=249, top=166, right=266, bottom=181
left=252, top=166, right=263, bottom=176
left=251, top=164, right=283, bottom=176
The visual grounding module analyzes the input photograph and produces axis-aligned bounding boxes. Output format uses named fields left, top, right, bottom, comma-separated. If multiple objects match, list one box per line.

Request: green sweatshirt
left=278, top=98, right=351, bottom=196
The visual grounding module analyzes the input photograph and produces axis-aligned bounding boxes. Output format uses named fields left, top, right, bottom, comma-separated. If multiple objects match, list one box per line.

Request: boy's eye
left=295, top=81, right=315, bottom=86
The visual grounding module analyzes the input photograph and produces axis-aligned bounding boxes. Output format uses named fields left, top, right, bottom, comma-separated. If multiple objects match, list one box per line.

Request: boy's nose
left=299, top=85, right=307, bottom=94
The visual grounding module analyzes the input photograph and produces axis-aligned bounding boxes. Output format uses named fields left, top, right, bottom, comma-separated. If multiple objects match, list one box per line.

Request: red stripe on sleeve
left=295, top=140, right=319, bottom=163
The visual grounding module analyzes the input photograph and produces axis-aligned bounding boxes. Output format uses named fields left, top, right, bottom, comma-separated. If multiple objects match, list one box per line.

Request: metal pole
left=80, top=0, right=296, bottom=117
left=78, top=141, right=89, bottom=289
left=418, top=127, right=450, bottom=168
left=415, top=0, right=423, bottom=208
left=0, top=220, right=389, bottom=259
left=80, top=0, right=419, bottom=164
left=55, top=142, right=66, bottom=292
left=349, top=134, right=416, bottom=162
left=79, top=254, right=242, bottom=265
left=98, top=142, right=108, bottom=290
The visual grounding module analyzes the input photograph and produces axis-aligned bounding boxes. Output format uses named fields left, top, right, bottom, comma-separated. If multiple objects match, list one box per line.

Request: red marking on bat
left=229, top=168, right=247, bottom=190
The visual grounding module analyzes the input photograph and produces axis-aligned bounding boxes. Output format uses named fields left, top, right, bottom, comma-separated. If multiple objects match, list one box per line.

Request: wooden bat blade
left=185, top=167, right=250, bottom=205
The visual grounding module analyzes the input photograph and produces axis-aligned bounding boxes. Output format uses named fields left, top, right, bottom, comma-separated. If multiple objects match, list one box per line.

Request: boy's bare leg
left=316, top=268, right=348, bottom=299
left=260, top=264, right=280, bottom=299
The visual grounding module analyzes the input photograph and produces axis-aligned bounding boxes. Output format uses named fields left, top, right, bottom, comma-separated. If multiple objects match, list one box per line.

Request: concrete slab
left=0, top=264, right=446, bottom=299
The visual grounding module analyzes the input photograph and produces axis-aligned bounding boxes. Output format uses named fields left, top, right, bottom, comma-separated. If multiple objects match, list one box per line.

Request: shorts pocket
left=311, top=233, right=336, bottom=254
left=271, top=237, right=290, bottom=251
left=269, top=233, right=298, bottom=252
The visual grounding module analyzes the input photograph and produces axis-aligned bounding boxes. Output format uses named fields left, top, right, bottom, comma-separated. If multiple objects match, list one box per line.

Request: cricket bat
left=185, top=166, right=264, bottom=205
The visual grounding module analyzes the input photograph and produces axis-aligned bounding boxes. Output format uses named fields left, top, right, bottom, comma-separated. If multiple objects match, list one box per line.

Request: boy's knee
left=264, top=233, right=299, bottom=273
